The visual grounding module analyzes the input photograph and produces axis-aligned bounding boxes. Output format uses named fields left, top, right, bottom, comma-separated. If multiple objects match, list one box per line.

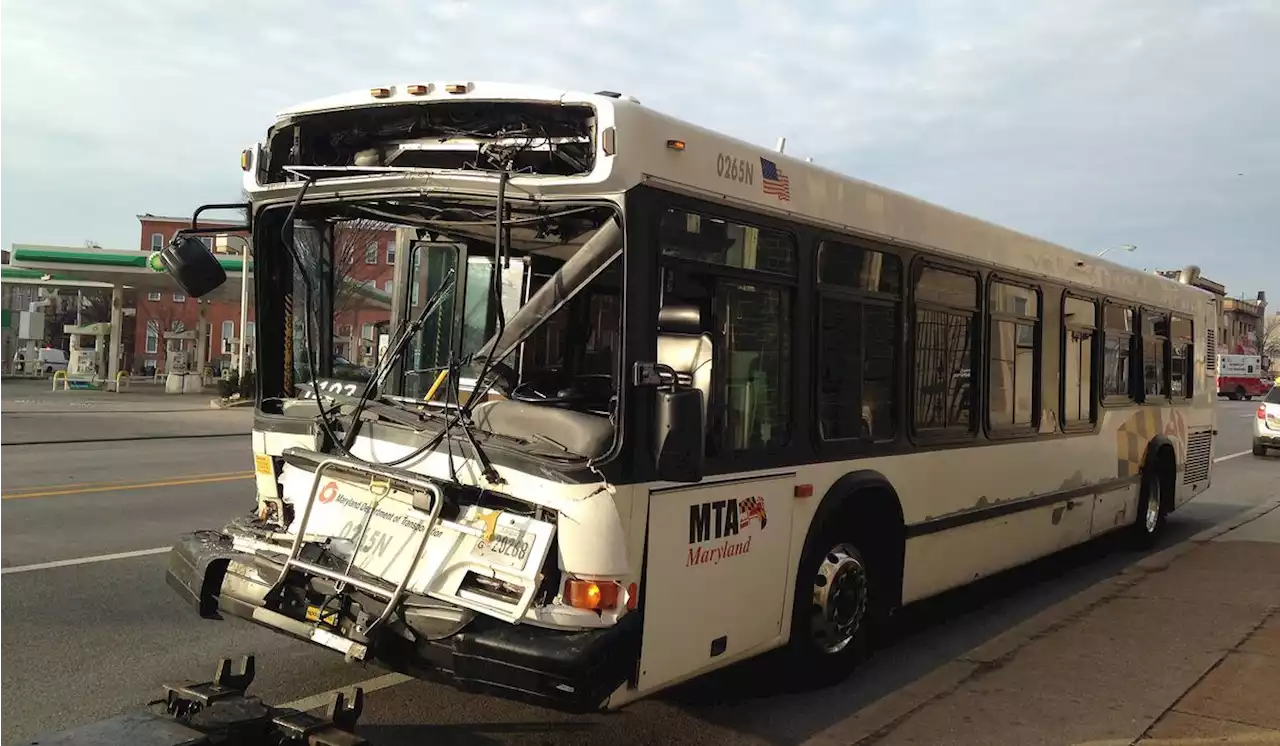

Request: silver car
left=1254, top=384, right=1280, bottom=456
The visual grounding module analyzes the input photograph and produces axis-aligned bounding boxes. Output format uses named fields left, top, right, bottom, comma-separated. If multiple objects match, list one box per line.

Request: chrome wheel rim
left=810, top=543, right=868, bottom=654
left=1144, top=480, right=1162, bottom=533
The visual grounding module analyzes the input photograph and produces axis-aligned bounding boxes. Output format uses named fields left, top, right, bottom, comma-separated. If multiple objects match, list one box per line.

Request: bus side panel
left=1090, top=482, right=1142, bottom=538
left=633, top=473, right=795, bottom=696
left=901, top=496, right=1092, bottom=603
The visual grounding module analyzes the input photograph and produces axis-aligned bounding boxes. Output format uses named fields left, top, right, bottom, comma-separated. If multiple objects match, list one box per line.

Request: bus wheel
left=812, top=543, right=868, bottom=654
left=1129, top=466, right=1167, bottom=549
left=787, top=532, right=873, bottom=683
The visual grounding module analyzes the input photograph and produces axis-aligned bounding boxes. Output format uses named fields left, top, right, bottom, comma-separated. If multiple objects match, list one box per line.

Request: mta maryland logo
left=687, top=496, right=768, bottom=567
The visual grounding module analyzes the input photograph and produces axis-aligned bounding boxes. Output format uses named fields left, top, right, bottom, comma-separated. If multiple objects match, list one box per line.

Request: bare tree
left=294, top=218, right=393, bottom=317
left=77, top=290, right=113, bottom=324
left=135, top=299, right=190, bottom=372
left=1263, top=314, right=1280, bottom=360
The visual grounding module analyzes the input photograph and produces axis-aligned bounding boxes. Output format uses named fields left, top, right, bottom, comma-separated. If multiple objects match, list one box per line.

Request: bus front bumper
left=164, top=529, right=640, bottom=713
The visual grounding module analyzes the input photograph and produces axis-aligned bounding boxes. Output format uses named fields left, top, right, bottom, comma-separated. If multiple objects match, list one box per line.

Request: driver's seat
left=656, top=304, right=713, bottom=426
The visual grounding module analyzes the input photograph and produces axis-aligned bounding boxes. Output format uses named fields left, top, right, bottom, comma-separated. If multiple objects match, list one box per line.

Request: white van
left=14, top=347, right=68, bottom=375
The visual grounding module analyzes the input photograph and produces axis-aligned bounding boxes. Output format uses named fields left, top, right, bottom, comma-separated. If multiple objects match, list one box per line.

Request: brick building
left=1222, top=293, right=1268, bottom=356
left=131, top=214, right=398, bottom=375
left=131, top=215, right=247, bottom=375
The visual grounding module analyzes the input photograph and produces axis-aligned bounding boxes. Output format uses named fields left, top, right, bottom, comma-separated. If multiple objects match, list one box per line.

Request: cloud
left=2, top=0, right=1276, bottom=300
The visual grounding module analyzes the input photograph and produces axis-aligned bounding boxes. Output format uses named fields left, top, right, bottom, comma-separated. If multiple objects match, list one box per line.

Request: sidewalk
left=806, top=500, right=1280, bottom=746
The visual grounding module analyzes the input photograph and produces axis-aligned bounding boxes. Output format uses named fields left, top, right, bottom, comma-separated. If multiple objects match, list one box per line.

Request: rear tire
left=784, top=511, right=876, bottom=685
left=1255, top=440, right=1268, bottom=457
left=1128, top=466, right=1167, bottom=549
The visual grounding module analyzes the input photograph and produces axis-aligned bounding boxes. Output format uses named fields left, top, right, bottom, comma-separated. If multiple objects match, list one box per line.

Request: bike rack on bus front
left=268, top=456, right=444, bottom=649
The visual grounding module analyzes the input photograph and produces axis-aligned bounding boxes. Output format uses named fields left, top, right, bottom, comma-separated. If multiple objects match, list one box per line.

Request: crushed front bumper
left=165, top=529, right=640, bottom=713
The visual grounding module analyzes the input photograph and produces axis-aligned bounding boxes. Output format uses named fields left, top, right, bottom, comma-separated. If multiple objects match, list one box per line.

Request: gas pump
left=63, top=322, right=112, bottom=379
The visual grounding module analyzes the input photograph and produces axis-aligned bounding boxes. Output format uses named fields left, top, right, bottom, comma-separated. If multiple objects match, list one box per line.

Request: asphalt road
left=1, top=399, right=1274, bottom=745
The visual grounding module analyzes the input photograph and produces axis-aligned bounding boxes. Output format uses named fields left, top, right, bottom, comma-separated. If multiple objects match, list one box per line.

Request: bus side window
left=1170, top=315, right=1193, bottom=398
left=715, top=280, right=792, bottom=452
left=657, top=205, right=797, bottom=457
left=815, top=240, right=902, bottom=443
left=1062, top=295, right=1098, bottom=425
left=912, top=265, right=979, bottom=435
left=1102, top=303, right=1135, bottom=402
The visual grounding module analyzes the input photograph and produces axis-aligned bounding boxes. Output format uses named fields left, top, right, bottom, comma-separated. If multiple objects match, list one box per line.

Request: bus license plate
left=473, top=522, right=534, bottom=570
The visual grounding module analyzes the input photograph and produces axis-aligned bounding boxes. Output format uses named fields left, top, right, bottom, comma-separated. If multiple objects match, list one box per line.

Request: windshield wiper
left=339, top=267, right=457, bottom=451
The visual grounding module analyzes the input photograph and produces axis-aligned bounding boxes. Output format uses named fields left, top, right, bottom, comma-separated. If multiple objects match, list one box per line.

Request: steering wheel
left=510, top=371, right=615, bottom=407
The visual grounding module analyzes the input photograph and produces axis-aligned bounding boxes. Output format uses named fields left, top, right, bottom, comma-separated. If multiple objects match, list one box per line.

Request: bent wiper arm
left=455, top=415, right=502, bottom=485
left=340, top=267, right=457, bottom=451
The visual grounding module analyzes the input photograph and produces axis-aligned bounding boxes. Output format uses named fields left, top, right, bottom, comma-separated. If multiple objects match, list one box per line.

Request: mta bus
left=160, top=81, right=1218, bottom=711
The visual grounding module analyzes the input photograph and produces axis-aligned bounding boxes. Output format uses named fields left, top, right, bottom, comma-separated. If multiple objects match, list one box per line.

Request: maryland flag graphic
left=739, top=496, right=768, bottom=530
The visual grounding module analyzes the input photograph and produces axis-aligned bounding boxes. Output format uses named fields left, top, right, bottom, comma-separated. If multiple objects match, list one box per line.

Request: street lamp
left=1097, top=244, right=1137, bottom=258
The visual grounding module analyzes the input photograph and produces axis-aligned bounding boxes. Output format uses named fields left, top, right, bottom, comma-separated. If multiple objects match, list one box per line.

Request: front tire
left=785, top=518, right=875, bottom=684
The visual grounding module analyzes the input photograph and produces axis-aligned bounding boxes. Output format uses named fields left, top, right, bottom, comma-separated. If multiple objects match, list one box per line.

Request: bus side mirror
left=158, top=236, right=228, bottom=298
left=654, top=388, right=704, bottom=483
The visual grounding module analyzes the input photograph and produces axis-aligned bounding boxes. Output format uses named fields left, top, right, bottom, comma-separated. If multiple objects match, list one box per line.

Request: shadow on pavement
left=358, top=721, right=599, bottom=745
left=655, top=507, right=1254, bottom=745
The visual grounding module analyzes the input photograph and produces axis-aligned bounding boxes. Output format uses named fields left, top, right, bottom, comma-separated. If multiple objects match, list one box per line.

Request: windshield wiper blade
left=340, top=268, right=457, bottom=451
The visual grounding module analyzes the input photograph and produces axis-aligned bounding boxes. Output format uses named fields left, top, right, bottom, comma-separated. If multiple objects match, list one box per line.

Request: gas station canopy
left=2, top=244, right=251, bottom=302
left=2, top=244, right=390, bottom=309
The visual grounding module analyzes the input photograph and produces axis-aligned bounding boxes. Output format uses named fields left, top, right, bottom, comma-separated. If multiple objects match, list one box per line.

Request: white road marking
left=0, top=546, right=169, bottom=575
left=1214, top=450, right=1251, bottom=463
left=279, top=672, right=413, bottom=712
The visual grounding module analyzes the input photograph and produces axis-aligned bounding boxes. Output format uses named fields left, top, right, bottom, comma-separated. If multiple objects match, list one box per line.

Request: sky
left=2, top=0, right=1277, bottom=305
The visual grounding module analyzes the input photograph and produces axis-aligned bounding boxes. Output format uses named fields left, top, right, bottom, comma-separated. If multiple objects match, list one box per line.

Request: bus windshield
left=275, top=196, right=624, bottom=457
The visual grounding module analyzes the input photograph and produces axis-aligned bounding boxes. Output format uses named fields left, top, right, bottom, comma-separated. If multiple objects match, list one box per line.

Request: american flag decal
left=760, top=157, right=791, bottom=202
left=739, top=496, right=768, bottom=530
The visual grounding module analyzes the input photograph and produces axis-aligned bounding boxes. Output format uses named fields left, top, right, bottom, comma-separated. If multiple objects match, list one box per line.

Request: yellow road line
left=1, top=472, right=254, bottom=500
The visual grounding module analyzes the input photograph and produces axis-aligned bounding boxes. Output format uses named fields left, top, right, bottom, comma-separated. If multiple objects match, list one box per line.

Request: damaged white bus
left=162, top=81, right=1218, bottom=711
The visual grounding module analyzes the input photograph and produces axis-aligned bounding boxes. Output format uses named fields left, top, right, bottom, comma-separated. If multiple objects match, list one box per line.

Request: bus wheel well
left=1149, top=441, right=1177, bottom=514
left=818, top=474, right=906, bottom=611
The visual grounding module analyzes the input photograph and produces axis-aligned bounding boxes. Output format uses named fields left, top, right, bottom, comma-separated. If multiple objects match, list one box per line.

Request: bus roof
left=272, top=81, right=1208, bottom=313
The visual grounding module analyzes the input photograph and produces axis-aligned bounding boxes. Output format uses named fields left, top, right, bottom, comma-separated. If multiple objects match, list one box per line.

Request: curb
left=802, top=497, right=1280, bottom=746
left=209, top=398, right=254, bottom=409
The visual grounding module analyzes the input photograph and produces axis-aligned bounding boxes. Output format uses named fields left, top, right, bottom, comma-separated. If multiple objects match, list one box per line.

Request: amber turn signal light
left=564, top=578, right=621, bottom=610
